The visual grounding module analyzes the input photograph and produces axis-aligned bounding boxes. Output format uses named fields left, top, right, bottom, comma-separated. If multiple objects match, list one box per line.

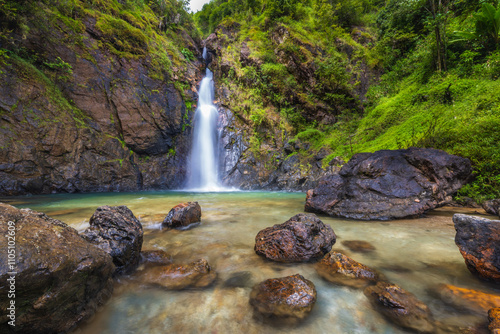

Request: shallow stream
left=3, top=191, right=498, bottom=333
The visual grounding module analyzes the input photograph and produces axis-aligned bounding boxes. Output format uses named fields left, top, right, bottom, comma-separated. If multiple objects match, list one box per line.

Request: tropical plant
left=453, top=1, right=500, bottom=49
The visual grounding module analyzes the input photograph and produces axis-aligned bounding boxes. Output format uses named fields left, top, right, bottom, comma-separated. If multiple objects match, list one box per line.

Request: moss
left=96, top=13, right=148, bottom=57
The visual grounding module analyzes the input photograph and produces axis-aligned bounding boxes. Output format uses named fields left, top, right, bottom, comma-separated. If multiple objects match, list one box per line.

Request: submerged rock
left=138, top=259, right=216, bottom=290
left=316, top=252, right=380, bottom=288
left=162, top=202, right=201, bottom=229
left=140, top=250, right=173, bottom=267
left=254, top=213, right=336, bottom=262
left=364, top=282, right=435, bottom=333
left=305, top=148, right=472, bottom=220
left=489, top=308, right=500, bottom=333
left=433, top=284, right=500, bottom=315
left=342, top=240, right=376, bottom=253
left=0, top=203, right=114, bottom=333
left=453, top=214, right=500, bottom=283
left=483, top=199, right=500, bottom=217
left=249, top=274, right=317, bottom=320
left=82, top=205, right=143, bottom=275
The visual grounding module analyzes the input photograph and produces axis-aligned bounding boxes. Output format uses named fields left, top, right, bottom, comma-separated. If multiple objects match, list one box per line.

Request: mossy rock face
left=0, top=203, right=115, bottom=333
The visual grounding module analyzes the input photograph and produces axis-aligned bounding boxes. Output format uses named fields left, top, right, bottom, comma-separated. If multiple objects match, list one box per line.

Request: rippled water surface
left=3, top=191, right=498, bottom=333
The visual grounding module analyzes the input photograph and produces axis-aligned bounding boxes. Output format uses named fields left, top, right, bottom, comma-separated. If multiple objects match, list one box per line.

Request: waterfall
left=186, top=48, right=223, bottom=191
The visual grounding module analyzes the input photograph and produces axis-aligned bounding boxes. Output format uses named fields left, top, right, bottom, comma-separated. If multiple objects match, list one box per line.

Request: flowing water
left=187, top=48, right=223, bottom=191
left=2, top=191, right=498, bottom=333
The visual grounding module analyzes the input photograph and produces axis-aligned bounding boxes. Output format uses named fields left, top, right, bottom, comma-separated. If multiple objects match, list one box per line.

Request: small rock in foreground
left=433, top=284, right=500, bottom=315
left=250, top=274, right=316, bottom=320
left=316, top=252, right=380, bottom=288
left=364, top=281, right=435, bottom=333
left=489, top=308, right=500, bottom=333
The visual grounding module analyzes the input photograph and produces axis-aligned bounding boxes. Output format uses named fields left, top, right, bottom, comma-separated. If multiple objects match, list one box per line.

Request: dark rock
left=364, top=282, right=435, bottom=333
left=0, top=203, right=114, bottom=333
left=489, top=308, right=500, bottom=333
left=432, top=284, right=500, bottom=315
left=483, top=199, right=500, bottom=217
left=138, top=259, right=216, bottom=290
left=162, top=202, right=202, bottom=229
left=453, top=214, right=500, bottom=283
left=305, top=148, right=472, bottom=220
left=342, top=240, right=376, bottom=253
left=254, top=213, right=336, bottom=262
left=82, top=206, right=143, bottom=275
left=249, top=274, right=316, bottom=320
left=140, top=250, right=172, bottom=267
left=316, top=252, right=380, bottom=288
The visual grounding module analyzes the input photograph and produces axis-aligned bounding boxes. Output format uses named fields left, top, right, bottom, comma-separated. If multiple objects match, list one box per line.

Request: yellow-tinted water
left=3, top=191, right=498, bottom=333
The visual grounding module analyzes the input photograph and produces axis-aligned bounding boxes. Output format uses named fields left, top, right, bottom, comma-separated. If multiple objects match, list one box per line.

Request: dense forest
left=0, top=0, right=498, bottom=201
left=194, top=0, right=500, bottom=202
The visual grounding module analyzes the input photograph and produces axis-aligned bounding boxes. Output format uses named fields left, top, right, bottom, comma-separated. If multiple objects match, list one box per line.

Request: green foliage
left=96, top=13, right=148, bottom=56
left=181, top=47, right=195, bottom=61
left=453, top=1, right=500, bottom=49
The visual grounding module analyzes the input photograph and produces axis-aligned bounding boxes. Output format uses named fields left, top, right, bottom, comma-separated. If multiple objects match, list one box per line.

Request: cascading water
left=187, top=48, right=222, bottom=191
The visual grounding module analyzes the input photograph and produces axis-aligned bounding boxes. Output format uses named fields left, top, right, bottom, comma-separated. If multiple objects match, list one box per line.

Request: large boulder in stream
left=254, top=213, right=336, bottom=262
left=364, top=282, right=435, bottom=333
left=250, top=274, right=317, bottom=321
left=82, top=205, right=143, bottom=275
left=305, top=148, right=472, bottom=220
left=453, top=214, right=500, bottom=283
left=162, top=202, right=201, bottom=229
left=483, top=199, right=500, bottom=217
left=0, top=203, right=114, bottom=334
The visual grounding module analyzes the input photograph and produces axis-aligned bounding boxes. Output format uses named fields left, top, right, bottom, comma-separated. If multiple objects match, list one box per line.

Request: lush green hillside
left=195, top=0, right=500, bottom=202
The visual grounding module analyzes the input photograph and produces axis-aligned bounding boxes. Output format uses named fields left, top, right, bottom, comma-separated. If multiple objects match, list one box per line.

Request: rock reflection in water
left=6, top=191, right=499, bottom=333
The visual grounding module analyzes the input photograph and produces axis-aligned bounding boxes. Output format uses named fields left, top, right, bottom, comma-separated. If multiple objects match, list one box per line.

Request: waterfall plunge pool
left=2, top=191, right=498, bottom=333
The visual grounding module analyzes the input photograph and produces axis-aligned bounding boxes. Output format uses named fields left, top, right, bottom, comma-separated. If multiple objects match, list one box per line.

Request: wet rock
left=489, top=308, right=500, bottom=333
left=316, top=252, right=380, bottom=288
left=433, top=284, right=500, bottom=315
left=82, top=205, right=143, bottom=275
left=254, top=213, right=336, bottom=262
left=162, top=202, right=202, bottom=229
left=305, top=148, right=472, bottom=220
left=249, top=274, right=317, bottom=320
left=139, top=259, right=217, bottom=290
left=0, top=203, right=114, bottom=333
left=483, top=199, right=500, bottom=217
left=342, top=240, right=376, bottom=253
left=364, top=282, right=435, bottom=333
left=453, top=214, right=500, bottom=283
left=140, top=250, right=172, bottom=267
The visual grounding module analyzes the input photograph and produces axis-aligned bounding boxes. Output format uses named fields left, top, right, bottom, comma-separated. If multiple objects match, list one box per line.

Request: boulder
left=364, top=282, right=435, bottom=333
left=433, top=284, right=500, bottom=315
left=162, top=202, right=201, bottom=229
left=138, top=259, right=216, bottom=290
left=249, top=274, right=316, bottom=320
left=342, top=240, right=376, bottom=253
left=305, top=148, right=472, bottom=220
left=483, top=199, right=500, bottom=217
left=316, top=252, right=380, bottom=288
left=254, top=213, right=336, bottom=262
left=0, top=203, right=114, bottom=334
left=489, top=308, right=500, bottom=333
left=82, top=206, right=143, bottom=275
left=453, top=214, right=500, bottom=283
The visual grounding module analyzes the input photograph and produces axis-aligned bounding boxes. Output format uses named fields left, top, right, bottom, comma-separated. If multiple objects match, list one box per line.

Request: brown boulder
left=138, top=259, right=216, bottom=290
left=342, top=240, right=376, bottom=253
left=249, top=274, right=316, bottom=320
left=364, top=282, right=435, bottom=333
left=254, top=213, right=336, bottom=262
left=483, top=199, right=500, bottom=217
left=0, top=203, right=114, bottom=334
left=489, top=308, right=500, bottom=333
left=82, top=206, right=143, bottom=275
left=434, top=284, right=500, bottom=315
left=453, top=214, right=500, bottom=283
left=316, top=252, right=380, bottom=288
left=305, top=148, right=472, bottom=220
left=162, top=202, right=202, bottom=229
